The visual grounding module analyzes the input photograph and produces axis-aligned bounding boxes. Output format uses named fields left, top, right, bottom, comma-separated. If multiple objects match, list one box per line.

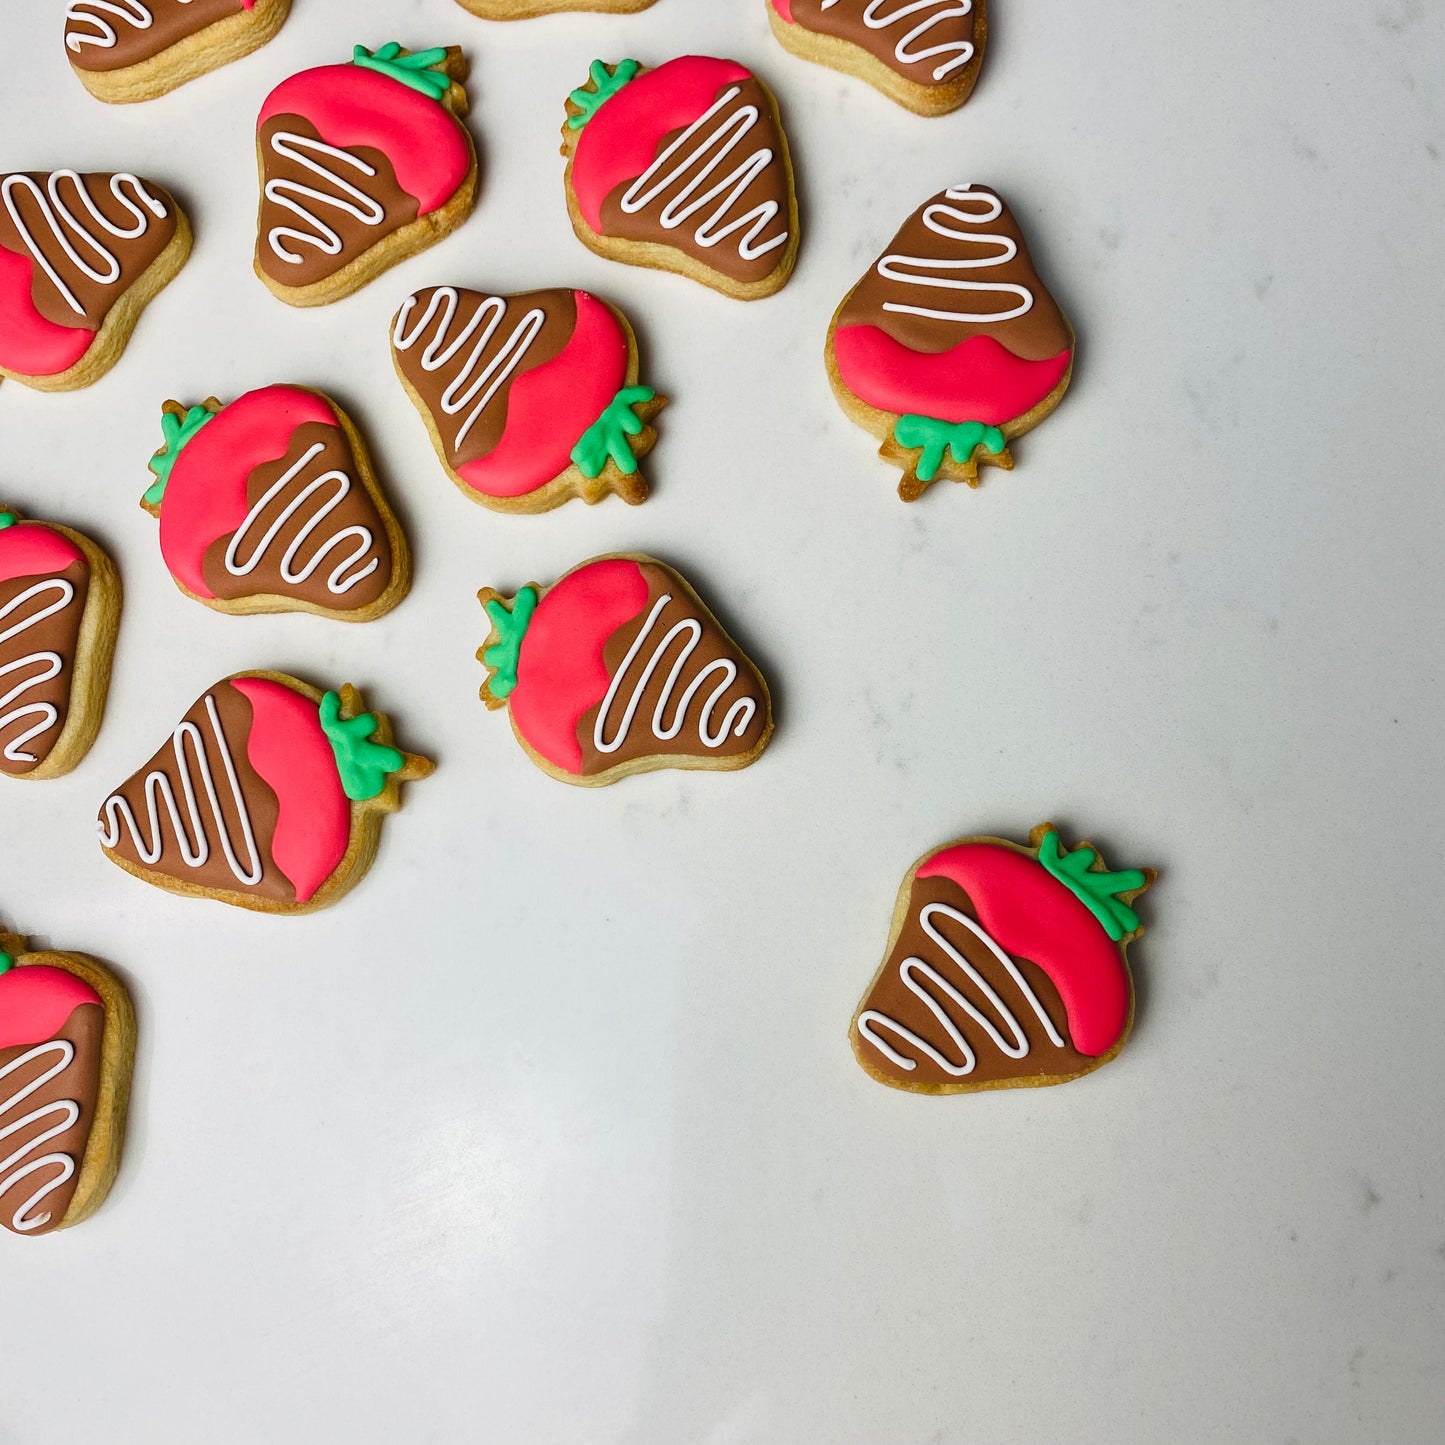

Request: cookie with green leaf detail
left=97, top=672, right=432, bottom=914
left=851, top=824, right=1153, bottom=1094
left=390, top=285, right=665, bottom=514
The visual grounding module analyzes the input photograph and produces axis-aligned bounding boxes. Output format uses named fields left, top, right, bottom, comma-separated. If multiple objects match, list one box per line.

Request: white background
left=2, top=1, right=1443, bottom=1441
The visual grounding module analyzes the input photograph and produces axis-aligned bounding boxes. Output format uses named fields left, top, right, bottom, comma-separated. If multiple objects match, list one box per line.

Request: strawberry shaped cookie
left=562, top=57, right=799, bottom=300
left=64, top=0, right=290, bottom=104
left=851, top=825, right=1152, bottom=1094
left=0, top=928, right=135, bottom=1237
left=478, top=555, right=773, bottom=786
left=0, top=171, right=190, bottom=391
left=255, top=43, right=478, bottom=307
left=828, top=184, right=1074, bottom=500
left=98, top=673, right=432, bottom=913
left=0, top=508, right=120, bottom=781
left=766, top=2, right=986, bottom=117
left=391, top=285, right=665, bottom=513
left=141, top=384, right=409, bottom=620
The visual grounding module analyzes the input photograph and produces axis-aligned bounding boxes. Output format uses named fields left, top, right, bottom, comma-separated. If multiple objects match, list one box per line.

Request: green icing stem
left=482, top=586, right=538, bottom=700
left=319, top=690, right=406, bottom=802
left=567, top=59, right=639, bottom=130
left=145, top=404, right=214, bottom=505
left=0, top=951, right=12, bottom=975
left=0, top=512, right=16, bottom=530
left=894, top=415, right=1005, bottom=483
left=353, top=43, right=452, bottom=101
left=571, top=385, right=655, bottom=479
left=1038, top=828, right=1147, bottom=942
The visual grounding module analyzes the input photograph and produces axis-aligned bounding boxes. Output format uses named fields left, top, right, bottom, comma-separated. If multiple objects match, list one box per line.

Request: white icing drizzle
left=64, top=0, right=155, bottom=53
left=821, top=0, right=976, bottom=81
left=391, top=288, right=546, bottom=453
left=0, top=171, right=168, bottom=318
left=264, top=132, right=384, bottom=266
left=877, top=184, right=1034, bottom=324
left=619, top=84, right=789, bottom=263
left=0, top=1042, right=80, bottom=1234
left=224, top=440, right=379, bottom=596
left=593, top=593, right=757, bottom=756
left=857, top=902, right=1064, bottom=1075
left=0, top=579, right=75, bottom=766
left=97, top=692, right=264, bottom=886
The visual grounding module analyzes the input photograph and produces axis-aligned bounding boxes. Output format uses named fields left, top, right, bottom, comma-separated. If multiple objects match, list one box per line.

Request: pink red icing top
left=0, top=519, right=84, bottom=584
left=258, top=63, right=469, bottom=216
left=158, top=385, right=336, bottom=599
left=0, top=247, right=93, bottom=376
left=229, top=677, right=350, bottom=903
left=0, top=963, right=102, bottom=1051
left=509, top=559, right=649, bottom=775
left=917, top=842, right=1130, bottom=1056
left=570, top=56, right=752, bottom=234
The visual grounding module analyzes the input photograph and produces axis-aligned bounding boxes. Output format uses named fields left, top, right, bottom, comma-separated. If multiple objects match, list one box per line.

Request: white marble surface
left=2, top=1, right=1444, bottom=1441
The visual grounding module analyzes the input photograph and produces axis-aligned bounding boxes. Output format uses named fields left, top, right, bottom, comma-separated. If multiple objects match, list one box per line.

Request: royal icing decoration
left=851, top=826, right=1151, bottom=1093
left=564, top=56, right=797, bottom=294
left=775, top=0, right=978, bottom=79
left=478, top=556, right=773, bottom=785
left=142, top=384, right=399, bottom=616
left=830, top=183, right=1073, bottom=498
left=98, top=675, right=426, bottom=910
left=64, top=0, right=258, bottom=67
left=255, top=44, right=473, bottom=294
left=0, top=171, right=178, bottom=380
left=391, top=285, right=661, bottom=508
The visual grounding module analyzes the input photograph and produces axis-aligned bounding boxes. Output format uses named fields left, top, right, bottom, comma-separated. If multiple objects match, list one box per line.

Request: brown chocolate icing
left=837, top=184, right=1070, bottom=361
left=391, top=288, right=578, bottom=468
left=0, top=1003, right=103, bottom=1237
left=0, top=171, right=178, bottom=330
left=855, top=873, right=1092, bottom=1087
left=196, top=420, right=391, bottom=609
left=256, top=116, right=418, bottom=288
left=64, top=0, right=247, bottom=73
left=787, top=0, right=979, bottom=85
left=595, top=78, right=790, bottom=285
left=0, top=559, right=90, bottom=778
left=99, top=680, right=293, bottom=901
left=576, top=562, right=768, bottom=775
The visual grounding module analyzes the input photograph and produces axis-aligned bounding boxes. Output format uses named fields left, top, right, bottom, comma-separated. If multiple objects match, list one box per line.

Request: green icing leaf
left=567, top=59, right=639, bottom=130
left=145, top=405, right=214, bottom=505
left=894, top=415, right=1006, bottom=483
left=570, top=386, right=655, bottom=479
left=0, top=951, right=12, bottom=975
left=482, top=586, right=538, bottom=700
left=319, top=690, right=406, bottom=802
left=0, top=512, right=16, bottom=530
left=1038, top=828, right=1147, bottom=942
left=353, top=43, right=452, bottom=102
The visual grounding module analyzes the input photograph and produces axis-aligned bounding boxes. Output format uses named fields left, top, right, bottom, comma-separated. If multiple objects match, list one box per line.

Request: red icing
left=917, top=843, right=1129, bottom=1057
left=258, top=63, right=470, bottom=216
left=833, top=328, right=1072, bottom=427
left=571, top=56, right=752, bottom=233
left=0, top=964, right=102, bottom=1051
left=457, top=292, right=628, bottom=499
left=229, top=677, right=348, bottom=905
left=0, top=520, right=84, bottom=586
left=509, top=559, right=649, bottom=775
left=158, top=385, right=336, bottom=599
left=772, top=0, right=795, bottom=17
left=0, top=246, right=94, bottom=378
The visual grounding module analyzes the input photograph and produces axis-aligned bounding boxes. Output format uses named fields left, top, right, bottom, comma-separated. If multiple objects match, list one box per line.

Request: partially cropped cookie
left=391, top=285, right=664, bottom=513
left=479, top=555, right=773, bottom=786
left=98, top=674, right=432, bottom=913
left=561, top=57, right=799, bottom=300
left=64, top=0, right=290, bottom=104
left=456, top=0, right=656, bottom=15
left=0, top=931, right=135, bottom=1237
left=142, top=384, right=409, bottom=620
left=767, top=1, right=985, bottom=116
left=0, top=171, right=190, bottom=391
left=0, top=508, right=120, bottom=781
left=828, top=183, right=1074, bottom=500
left=851, top=825, right=1152, bottom=1093
left=255, top=43, right=478, bottom=307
